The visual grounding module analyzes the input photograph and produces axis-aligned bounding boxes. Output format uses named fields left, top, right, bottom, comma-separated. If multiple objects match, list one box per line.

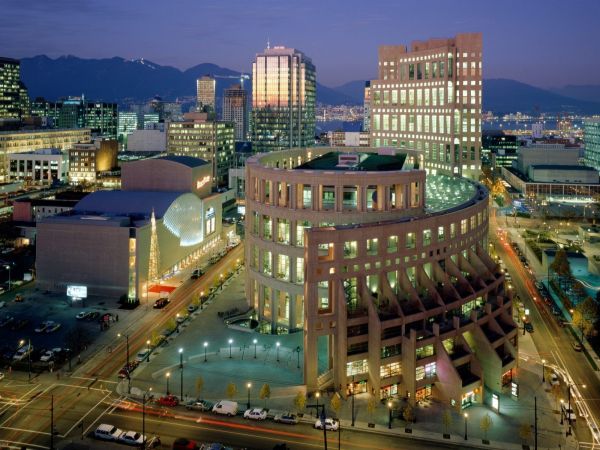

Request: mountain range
left=19, top=55, right=600, bottom=114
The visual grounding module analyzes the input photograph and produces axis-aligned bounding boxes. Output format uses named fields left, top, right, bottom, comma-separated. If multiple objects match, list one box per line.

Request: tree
left=150, top=330, right=161, bottom=347
left=259, top=383, right=271, bottom=408
left=480, top=413, right=493, bottom=440
left=572, top=282, right=587, bottom=302
left=226, top=382, right=237, bottom=400
left=402, top=404, right=415, bottom=424
left=519, top=422, right=532, bottom=444
left=166, top=317, right=177, bottom=332
left=366, top=395, right=377, bottom=424
left=442, top=408, right=453, bottom=435
left=191, top=292, right=201, bottom=307
left=330, top=394, right=341, bottom=417
left=550, top=248, right=572, bottom=289
left=195, top=377, right=204, bottom=397
left=573, top=296, right=599, bottom=339
left=293, top=391, right=306, bottom=414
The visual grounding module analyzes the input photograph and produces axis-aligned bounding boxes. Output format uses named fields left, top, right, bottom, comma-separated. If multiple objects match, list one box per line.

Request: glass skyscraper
left=223, top=84, right=248, bottom=141
left=584, top=120, right=600, bottom=172
left=251, top=46, right=316, bottom=153
left=0, top=57, right=28, bottom=120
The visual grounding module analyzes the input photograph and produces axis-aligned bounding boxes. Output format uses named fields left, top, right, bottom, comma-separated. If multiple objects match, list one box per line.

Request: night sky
left=2, top=0, right=599, bottom=88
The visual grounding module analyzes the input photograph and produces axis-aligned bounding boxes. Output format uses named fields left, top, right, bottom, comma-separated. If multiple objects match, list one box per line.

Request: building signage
left=492, top=393, right=499, bottom=411
left=196, top=176, right=211, bottom=189
left=67, top=285, right=88, bottom=299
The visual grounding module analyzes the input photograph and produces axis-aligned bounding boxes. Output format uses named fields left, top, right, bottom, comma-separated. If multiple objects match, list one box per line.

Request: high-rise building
left=117, top=112, right=139, bottom=145
left=197, top=76, right=216, bottom=113
left=369, top=33, right=482, bottom=179
left=0, top=57, right=29, bottom=121
left=167, top=112, right=234, bottom=187
left=223, top=84, right=248, bottom=141
left=85, top=102, right=118, bottom=138
left=584, top=120, right=600, bottom=172
left=251, top=46, right=316, bottom=153
left=363, top=81, right=371, bottom=132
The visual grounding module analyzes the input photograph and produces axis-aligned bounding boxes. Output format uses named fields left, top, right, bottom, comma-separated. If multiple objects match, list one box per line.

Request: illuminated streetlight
left=276, top=341, right=281, bottom=362
left=387, top=401, right=393, bottom=429
left=203, top=341, right=208, bottom=362
left=541, top=359, right=546, bottom=382
left=228, top=338, right=233, bottom=358
left=253, top=338, right=258, bottom=359
left=246, top=382, right=252, bottom=409
left=464, top=413, right=469, bottom=440
left=166, top=372, right=171, bottom=395
left=146, top=340, right=151, bottom=362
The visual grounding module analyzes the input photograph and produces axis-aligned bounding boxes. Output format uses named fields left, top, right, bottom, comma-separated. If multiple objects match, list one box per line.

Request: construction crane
left=213, top=73, right=251, bottom=89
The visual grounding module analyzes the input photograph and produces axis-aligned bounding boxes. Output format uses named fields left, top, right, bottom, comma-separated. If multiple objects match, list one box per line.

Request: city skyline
left=1, top=0, right=599, bottom=88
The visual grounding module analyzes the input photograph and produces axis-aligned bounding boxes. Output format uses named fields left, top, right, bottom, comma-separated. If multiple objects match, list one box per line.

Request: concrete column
left=359, top=185, right=367, bottom=212
left=335, top=185, right=343, bottom=212
left=312, top=185, right=319, bottom=211
left=290, top=183, right=298, bottom=210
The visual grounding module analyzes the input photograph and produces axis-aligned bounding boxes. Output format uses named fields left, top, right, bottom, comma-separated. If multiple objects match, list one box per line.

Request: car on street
left=524, top=322, right=534, bottom=333
left=573, top=342, right=583, bottom=352
left=156, top=395, right=179, bottom=407
left=0, top=315, right=14, bottom=327
left=172, top=437, right=199, bottom=450
left=243, top=408, right=267, bottom=420
left=94, top=424, right=123, bottom=441
left=118, top=430, right=145, bottom=446
left=273, top=412, right=299, bottom=425
left=153, top=297, right=169, bottom=309
left=185, top=399, right=214, bottom=411
left=212, top=400, right=238, bottom=416
left=45, top=321, right=61, bottom=333
left=135, top=350, right=149, bottom=363
left=200, top=444, right=233, bottom=450
left=314, top=418, right=339, bottom=431
left=561, top=403, right=577, bottom=421
left=76, top=311, right=90, bottom=320
left=549, top=373, right=560, bottom=386
left=176, top=314, right=188, bottom=324
left=13, top=344, right=32, bottom=361
left=187, top=304, right=198, bottom=313
left=118, top=361, right=139, bottom=379
left=40, top=350, right=55, bottom=362
left=87, top=311, right=100, bottom=321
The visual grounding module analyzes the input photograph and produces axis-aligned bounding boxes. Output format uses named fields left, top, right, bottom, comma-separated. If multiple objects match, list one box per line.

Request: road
left=491, top=207, right=599, bottom=443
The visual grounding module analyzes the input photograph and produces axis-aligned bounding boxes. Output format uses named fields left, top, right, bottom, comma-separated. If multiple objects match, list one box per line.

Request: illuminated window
left=205, top=207, right=216, bottom=236
left=367, top=238, right=378, bottom=255
left=406, top=232, right=415, bottom=249
left=344, top=241, right=358, bottom=259
left=423, top=229, right=431, bottom=246
left=380, top=362, right=401, bottom=378
left=387, top=235, right=398, bottom=253
left=347, top=359, right=369, bottom=376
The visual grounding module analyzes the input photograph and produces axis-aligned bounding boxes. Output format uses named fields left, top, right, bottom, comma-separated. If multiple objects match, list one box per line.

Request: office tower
left=197, top=76, right=216, bottom=113
left=223, top=84, right=248, bottom=141
left=363, top=81, right=371, bottom=132
left=85, top=102, right=118, bottom=138
left=143, top=113, right=160, bottom=129
left=251, top=46, right=316, bottom=153
left=370, top=33, right=482, bottom=179
left=0, top=57, right=28, bottom=120
left=167, top=112, right=234, bottom=187
left=118, top=111, right=139, bottom=145
left=584, top=120, right=600, bottom=172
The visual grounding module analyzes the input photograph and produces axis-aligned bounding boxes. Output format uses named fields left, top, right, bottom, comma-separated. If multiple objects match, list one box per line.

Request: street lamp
left=4, top=265, right=11, bottom=291
left=560, top=399, right=564, bottom=425
left=146, top=340, right=151, bottom=362
left=387, top=401, right=393, bottom=429
left=247, top=382, right=252, bottom=409
left=541, top=359, right=546, bottom=383
left=567, top=383, right=586, bottom=436
left=142, top=388, right=152, bottom=450
left=253, top=338, right=258, bottom=359
left=203, top=342, right=208, bottom=362
left=315, top=391, right=320, bottom=414
left=228, top=339, right=233, bottom=358
left=179, top=348, right=184, bottom=401
left=166, top=372, right=171, bottom=395
left=117, top=333, right=130, bottom=367
left=19, top=339, right=31, bottom=382
left=351, top=375, right=355, bottom=427
left=522, top=317, right=527, bottom=335
left=276, top=341, right=281, bottom=362
left=464, top=412, right=468, bottom=440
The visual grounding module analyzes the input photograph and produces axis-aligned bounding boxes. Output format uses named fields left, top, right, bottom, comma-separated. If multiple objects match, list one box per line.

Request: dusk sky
left=2, top=0, right=599, bottom=88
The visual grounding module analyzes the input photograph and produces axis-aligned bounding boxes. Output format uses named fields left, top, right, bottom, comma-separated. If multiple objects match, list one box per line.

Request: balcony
left=456, top=364, right=480, bottom=387
left=481, top=325, right=503, bottom=344
left=449, top=346, right=470, bottom=361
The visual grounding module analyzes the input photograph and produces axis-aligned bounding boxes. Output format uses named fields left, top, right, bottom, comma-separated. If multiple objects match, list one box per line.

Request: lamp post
left=142, top=388, right=152, bottom=450
left=247, top=382, right=252, bottom=409
left=387, top=401, right=393, bottom=429
left=166, top=372, right=171, bottom=395
left=146, top=340, right=151, bottom=362
left=4, top=264, right=11, bottom=292
left=351, top=375, right=355, bottom=427
left=522, top=317, right=527, bottom=335
left=567, top=383, right=586, bottom=436
left=19, top=339, right=31, bottom=382
left=203, top=342, right=208, bottom=362
left=464, top=413, right=468, bottom=440
left=117, top=333, right=130, bottom=367
left=228, top=339, right=233, bottom=358
left=560, top=399, right=564, bottom=425
left=541, top=359, right=546, bottom=383
left=276, top=341, right=281, bottom=362
left=179, top=348, right=184, bottom=401
left=315, top=391, right=320, bottom=415
left=253, top=338, right=258, bottom=359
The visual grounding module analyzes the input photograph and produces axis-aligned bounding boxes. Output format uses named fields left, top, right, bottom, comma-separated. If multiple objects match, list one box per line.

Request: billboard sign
left=67, top=285, right=88, bottom=299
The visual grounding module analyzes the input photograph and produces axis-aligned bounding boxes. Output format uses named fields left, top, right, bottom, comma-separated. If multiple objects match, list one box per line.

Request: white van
left=212, top=400, right=238, bottom=417
left=94, top=423, right=122, bottom=441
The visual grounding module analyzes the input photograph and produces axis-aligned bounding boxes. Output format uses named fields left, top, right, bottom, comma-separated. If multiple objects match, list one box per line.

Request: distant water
left=483, top=119, right=585, bottom=131
left=316, top=120, right=363, bottom=133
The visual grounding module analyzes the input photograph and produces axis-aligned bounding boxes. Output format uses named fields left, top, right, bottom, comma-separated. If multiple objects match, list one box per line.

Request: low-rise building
left=126, top=129, right=166, bottom=153
left=8, top=148, right=67, bottom=185
left=68, top=140, right=118, bottom=184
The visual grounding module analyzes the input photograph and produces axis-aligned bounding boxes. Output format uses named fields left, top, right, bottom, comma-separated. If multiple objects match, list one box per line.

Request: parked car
left=549, top=373, right=560, bottom=386
left=314, top=418, right=339, bottom=431
left=187, top=304, right=198, bottom=313
left=119, top=430, right=145, bottom=446
left=87, top=311, right=99, bottom=321
left=135, top=350, right=149, bottom=363
left=212, top=400, right=238, bottom=417
left=573, top=342, right=583, bottom=352
left=45, top=321, right=61, bottom=333
left=76, top=311, right=90, bottom=320
left=524, top=322, right=534, bottom=333
left=94, top=424, right=123, bottom=441
left=273, top=412, right=299, bottom=425
left=157, top=395, right=179, bottom=407
left=172, top=437, right=199, bottom=450
left=153, top=298, right=170, bottom=309
left=13, top=344, right=32, bottom=361
left=118, top=361, right=139, bottom=379
left=561, top=403, right=577, bottom=421
left=176, top=314, right=188, bottom=324
left=35, top=321, right=49, bottom=333
left=185, top=399, right=214, bottom=411
left=40, top=350, right=54, bottom=362
left=243, top=408, right=267, bottom=420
